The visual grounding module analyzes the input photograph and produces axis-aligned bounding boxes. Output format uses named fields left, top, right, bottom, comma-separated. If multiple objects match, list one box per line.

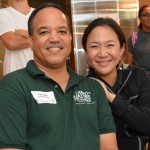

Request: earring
left=86, top=64, right=90, bottom=76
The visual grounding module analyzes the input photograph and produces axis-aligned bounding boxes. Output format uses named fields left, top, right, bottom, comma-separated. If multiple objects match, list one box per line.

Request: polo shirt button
left=55, top=85, right=58, bottom=88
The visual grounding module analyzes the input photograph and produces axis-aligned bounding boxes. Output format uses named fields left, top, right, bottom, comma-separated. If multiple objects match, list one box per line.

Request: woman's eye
left=91, top=45, right=98, bottom=48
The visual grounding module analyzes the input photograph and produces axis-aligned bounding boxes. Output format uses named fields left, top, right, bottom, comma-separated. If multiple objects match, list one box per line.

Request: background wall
left=139, top=0, right=149, bottom=6
left=0, top=0, right=150, bottom=78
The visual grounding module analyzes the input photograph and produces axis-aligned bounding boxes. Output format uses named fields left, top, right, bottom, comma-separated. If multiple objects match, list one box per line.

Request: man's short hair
left=28, top=2, right=71, bottom=36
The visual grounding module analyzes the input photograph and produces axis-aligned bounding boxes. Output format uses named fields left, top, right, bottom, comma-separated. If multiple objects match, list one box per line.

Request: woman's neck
left=142, top=26, right=150, bottom=32
left=97, top=71, right=118, bottom=87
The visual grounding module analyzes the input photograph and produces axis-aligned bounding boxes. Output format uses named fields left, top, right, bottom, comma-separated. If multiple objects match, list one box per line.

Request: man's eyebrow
left=37, top=26, right=48, bottom=31
left=59, top=26, right=69, bottom=30
left=37, top=26, right=68, bottom=31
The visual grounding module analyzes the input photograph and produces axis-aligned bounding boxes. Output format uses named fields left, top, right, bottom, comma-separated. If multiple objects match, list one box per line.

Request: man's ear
left=27, top=36, right=33, bottom=50
left=69, top=32, right=72, bottom=41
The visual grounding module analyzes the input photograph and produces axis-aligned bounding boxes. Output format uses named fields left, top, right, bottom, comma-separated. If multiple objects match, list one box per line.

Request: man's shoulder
left=0, top=68, right=28, bottom=85
left=0, top=7, right=11, bottom=14
left=77, top=75, right=103, bottom=91
left=69, top=69, right=102, bottom=89
left=0, top=8, right=6, bottom=15
left=69, top=69, right=99, bottom=84
left=0, top=7, right=15, bottom=23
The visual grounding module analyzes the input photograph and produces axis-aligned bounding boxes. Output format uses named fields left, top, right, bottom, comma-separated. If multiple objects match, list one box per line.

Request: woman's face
left=86, top=25, right=124, bottom=77
left=139, top=7, right=150, bottom=30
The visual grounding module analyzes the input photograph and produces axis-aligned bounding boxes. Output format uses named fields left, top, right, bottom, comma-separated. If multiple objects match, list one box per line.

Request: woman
left=82, top=17, right=150, bottom=150
left=127, top=5, right=150, bottom=75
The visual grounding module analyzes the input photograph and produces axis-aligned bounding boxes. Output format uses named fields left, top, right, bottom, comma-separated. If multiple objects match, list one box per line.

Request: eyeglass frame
left=141, top=13, right=150, bottom=18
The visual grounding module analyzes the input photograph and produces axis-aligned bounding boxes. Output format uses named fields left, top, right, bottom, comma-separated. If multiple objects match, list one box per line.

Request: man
left=0, top=0, right=34, bottom=75
left=0, top=3, right=118, bottom=150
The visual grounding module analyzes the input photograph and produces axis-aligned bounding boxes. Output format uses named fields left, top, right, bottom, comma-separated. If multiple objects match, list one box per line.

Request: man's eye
left=39, top=31, right=48, bottom=35
left=107, top=44, right=114, bottom=47
left=59, top=30, right=67, bottom=34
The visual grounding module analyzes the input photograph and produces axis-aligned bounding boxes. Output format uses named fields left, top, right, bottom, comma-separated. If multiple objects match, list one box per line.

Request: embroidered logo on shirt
left=31, top=91, right=57, bottom=104
left=73, top=91, right=95, bottom=104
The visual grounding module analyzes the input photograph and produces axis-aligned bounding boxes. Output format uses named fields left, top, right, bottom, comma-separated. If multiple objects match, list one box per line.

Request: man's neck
left=36, top=63, right=70, bottom=92
left=12, top=0, right=31, bottom=15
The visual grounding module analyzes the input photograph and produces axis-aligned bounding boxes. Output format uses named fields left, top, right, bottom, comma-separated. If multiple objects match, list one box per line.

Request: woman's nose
left=98, top=47, right=108, bottom=57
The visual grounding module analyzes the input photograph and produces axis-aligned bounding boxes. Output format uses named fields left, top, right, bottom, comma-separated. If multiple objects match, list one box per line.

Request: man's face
left=29, top=7, right=72, bottom=69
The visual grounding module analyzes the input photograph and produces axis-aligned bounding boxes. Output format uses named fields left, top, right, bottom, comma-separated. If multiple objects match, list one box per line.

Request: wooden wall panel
left=139, top=0, right=150, bottom=7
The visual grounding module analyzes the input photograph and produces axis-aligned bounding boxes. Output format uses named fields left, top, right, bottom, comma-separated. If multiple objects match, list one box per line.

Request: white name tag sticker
left=31, top=91, right=57, bottom=104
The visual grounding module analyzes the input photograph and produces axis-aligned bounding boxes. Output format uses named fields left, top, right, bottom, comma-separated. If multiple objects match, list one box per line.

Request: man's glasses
left=141, top=13, right=150, bottom=19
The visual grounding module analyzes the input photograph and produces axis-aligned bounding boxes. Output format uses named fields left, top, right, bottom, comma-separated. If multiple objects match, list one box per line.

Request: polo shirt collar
left=26, top=60, right=44, bottom=77
left=26, top=60, right=83, bottom=86
left=67, top=68, right=84, bottom=88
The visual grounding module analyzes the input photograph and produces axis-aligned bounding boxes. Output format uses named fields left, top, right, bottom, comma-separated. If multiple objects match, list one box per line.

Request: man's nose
left=48, top=30, right=60, bottom=42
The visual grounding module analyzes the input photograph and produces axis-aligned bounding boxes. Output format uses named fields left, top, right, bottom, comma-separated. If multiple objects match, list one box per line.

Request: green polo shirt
left=0, top=60, right=115, bottom=150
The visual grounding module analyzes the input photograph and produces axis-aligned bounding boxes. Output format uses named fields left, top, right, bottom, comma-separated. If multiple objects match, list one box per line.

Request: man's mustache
left=44, top=43, right=63, bottom=49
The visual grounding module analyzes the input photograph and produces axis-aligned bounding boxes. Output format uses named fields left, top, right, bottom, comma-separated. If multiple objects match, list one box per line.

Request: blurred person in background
left=127, top=5, right=150, bottom=75
left=0, top=0, right=34, bottom=75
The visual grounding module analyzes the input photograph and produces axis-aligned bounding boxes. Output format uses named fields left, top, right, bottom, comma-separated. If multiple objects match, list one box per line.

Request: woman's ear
left=121, top=48, right=125, bottom=56
left=121, top=44, right=125, bottom=56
